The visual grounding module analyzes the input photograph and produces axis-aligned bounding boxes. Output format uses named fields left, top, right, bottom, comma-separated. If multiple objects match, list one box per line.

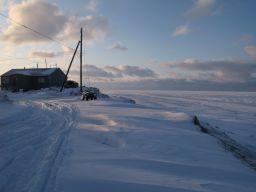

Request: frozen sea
left=0, top=89, right=255, bottom=192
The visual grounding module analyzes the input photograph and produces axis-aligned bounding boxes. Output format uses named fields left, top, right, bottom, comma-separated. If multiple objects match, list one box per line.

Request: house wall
left=1, top=75, right=32, bottom=91
left=1, top=76, right=10, bottom=90
left=31, top=76, right=49, bottom=90
left=48, top=68, right=65, bottom=87
left=1, top=68, right=65, bottom=91
left=1, top=76, right=5, bottom=90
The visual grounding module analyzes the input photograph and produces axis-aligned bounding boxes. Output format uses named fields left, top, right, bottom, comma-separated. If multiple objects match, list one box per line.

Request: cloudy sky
left=0, top=0, right=256, bottom=91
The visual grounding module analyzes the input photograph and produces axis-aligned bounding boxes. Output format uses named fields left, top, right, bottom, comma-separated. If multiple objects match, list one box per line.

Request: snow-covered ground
left=106, top=90, right=256, bottom=149
left=0, top=89, right=255, bottom=192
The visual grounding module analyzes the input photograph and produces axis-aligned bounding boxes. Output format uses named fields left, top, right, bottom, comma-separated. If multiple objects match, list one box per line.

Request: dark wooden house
left=1, top=68, right=65, bottom=91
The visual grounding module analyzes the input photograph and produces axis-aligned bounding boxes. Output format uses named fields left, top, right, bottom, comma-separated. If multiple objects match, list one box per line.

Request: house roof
left=1, top=68, right=60, bottom=77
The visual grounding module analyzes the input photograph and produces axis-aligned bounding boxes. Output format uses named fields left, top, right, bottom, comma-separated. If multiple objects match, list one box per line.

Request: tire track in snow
left=0, top=100, right=78, bottom=192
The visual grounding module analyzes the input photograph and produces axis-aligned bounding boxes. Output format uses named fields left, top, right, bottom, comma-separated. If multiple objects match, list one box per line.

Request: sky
left=0, top=0, right=256, bottom=91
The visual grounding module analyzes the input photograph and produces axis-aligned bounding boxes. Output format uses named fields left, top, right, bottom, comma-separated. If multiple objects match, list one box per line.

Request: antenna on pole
left=80, top=27, right=83, bottom=93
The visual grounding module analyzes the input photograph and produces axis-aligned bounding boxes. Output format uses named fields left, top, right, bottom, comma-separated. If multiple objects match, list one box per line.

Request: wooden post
left=60, top=41, right=81, bottom=92
left=80, top=28, right=83, bottom=93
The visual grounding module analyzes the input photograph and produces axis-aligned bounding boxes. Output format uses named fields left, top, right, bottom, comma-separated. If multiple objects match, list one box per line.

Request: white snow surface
left=0, top=89, right=255, bottom=192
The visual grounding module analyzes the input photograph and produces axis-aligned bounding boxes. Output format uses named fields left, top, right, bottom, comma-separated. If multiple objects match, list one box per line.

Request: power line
left=0, top=12, right=74, bottom=51
left=0, top=51, right=82, bottom=64
left=0, top=13, right=87, bottom=71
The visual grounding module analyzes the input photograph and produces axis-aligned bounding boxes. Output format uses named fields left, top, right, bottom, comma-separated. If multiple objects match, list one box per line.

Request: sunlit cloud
left=104, top=65, right=157, bottom=78
left=0, top=0, right=109, bottom=45
left=69, top=64, right=157, bottom=83
left=244, top=46, right=256, bottom=59
left=0, top=0, right=12, bottom=11
left=147, top=58, right=158, bottom=65
left=162, top=59, right=256, bottom=82
left=173, top=25, right=191, bottom=36
left=86, top=0, right=98, bottom=13
left=107, top=42, right=127, bottom=51
left=95, top=78, right=256, bottom=91
left=30, top=51, right=57, bottom=58
left=63, top=15, right=108, bottom=45
left=1, top=0, right=67, bottom=43
left=114, top=65, right=157, bottom=77
left=186, top=0, right=216, bottom=18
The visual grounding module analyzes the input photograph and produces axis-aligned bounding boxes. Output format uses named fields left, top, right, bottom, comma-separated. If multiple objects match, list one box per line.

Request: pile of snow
left=0, top=91, right=10, bottom=102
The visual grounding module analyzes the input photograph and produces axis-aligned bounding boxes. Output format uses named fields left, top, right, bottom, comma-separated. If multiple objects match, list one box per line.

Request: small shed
left=1, top=68, right=65, bottom=91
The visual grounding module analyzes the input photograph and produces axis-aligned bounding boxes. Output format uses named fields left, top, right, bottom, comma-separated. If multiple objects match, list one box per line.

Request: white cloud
left=0, top=0, right=109, bottom=45
left=116, top=65, right=157, bottom=77
left=104, top=66, right=122, bottom=75
left=186, top=0, right=216, bottom=18
left=107, top=42, right=127, bottom=51
left=85, top=64, right=116, bottom=78
left=162, top=59, right=256, bottom=83
left=148, top=58, right=158, bottom=65
left=69, top=65, right=116, bottom=82
left=173, top=25, right=191, bottom=36
left=63, top=15, right=108, bottom=45
left=104, top=65, right=157, bottom=78
left=0, top=0, right=11, bottom=11
left=86, top=0, right=98, bottom=13
left=70, top=64, right=157, bottom=82
left=67, top=62, right=255, bottom=91
left=174, top=0, right=216, bottom=37
left=30, top=51, right=57, bottom=58
left=0, top=0, right=6, bottom=10
left=244, top=46, right=256, bottom=59
left=94, top=78, right=256, bottom=92
left=1, top=0, right=67, bottom=43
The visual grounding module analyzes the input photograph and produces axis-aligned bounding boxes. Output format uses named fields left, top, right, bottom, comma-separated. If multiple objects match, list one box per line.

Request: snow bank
left=194, top=116, right=256, bottom=170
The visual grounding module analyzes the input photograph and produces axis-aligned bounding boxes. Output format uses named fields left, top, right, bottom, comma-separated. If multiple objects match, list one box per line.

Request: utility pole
left=60, top=41, right=81, bottom=92
left=80, top=27, right=83, bottom=93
